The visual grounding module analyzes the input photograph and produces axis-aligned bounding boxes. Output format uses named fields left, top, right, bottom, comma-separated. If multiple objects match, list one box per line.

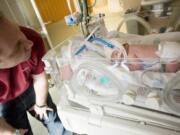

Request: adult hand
left=29, top=105, right=53, bottom=120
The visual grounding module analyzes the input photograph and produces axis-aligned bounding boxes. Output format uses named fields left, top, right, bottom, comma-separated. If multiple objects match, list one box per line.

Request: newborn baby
left=104, top=39, right=180, bottom=72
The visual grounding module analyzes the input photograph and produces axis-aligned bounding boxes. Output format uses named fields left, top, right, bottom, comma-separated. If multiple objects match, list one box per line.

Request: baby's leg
left=165, top=61, right=180, bottom=73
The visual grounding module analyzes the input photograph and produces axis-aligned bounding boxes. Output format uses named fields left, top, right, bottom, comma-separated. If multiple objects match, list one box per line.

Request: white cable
left=117, top=14, right=151, bottom=34
left=66, top=0, right=73, bottom=15
left=30, top=0, right=53, bottom=49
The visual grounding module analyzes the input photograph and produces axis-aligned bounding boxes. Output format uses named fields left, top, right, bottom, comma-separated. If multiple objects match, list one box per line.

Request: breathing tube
left=73, top=36, right=128, bottom=71
left=74, top=36, right=128, bottom=64
left=70, top=61, right=124, bottom=102
left=91, top=37, right=128, bottom=68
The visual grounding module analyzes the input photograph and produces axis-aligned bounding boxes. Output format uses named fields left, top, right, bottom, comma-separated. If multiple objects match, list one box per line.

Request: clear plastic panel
left=163, top=75, right=180, bottom=113
left=43, top=33, right=180, bottom=115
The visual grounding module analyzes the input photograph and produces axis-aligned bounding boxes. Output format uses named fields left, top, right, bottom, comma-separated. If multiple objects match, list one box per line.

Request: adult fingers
left=46, top=107, right=53, bottom=112
left=43, top=112, right=49, bottom=120
left=39, top=113, right=43, bottom=120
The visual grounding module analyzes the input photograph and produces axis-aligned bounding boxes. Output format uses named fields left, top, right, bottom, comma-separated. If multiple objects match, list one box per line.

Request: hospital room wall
left=35, top=0, right=71, bottom=24
left=92, top=0, right=143, bottom=33
left=0, top=0, right=54, bottom=50
left=0, top=0, right=40, bottom=30
left=93, top=0, right=180, bottom=33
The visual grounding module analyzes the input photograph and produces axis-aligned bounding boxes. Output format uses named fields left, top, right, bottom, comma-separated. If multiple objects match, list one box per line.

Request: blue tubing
left=74, top=36, right=115, bottom=56
left=74, top=44, right=87, bottom=55
left=92, top=37, right=115, bottom=49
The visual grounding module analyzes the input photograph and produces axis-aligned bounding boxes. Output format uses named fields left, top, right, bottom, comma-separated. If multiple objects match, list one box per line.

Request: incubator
left=43, top=28, right=180, bottom=135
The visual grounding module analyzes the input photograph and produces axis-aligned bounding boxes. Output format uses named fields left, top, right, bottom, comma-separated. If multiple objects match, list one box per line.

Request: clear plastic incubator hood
left=43, top=31, right=180, bottom=135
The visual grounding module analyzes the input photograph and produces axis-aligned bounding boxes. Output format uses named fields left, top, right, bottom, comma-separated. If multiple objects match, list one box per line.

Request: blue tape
left=74, top=45, right=87, bottom=55
left=74, top=36, right=115, bottom=56
left=92, top=37, right=115, bottom=49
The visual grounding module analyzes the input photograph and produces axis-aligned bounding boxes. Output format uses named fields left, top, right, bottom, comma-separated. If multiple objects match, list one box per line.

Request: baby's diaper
left=156, top=41, right=180, bottom=62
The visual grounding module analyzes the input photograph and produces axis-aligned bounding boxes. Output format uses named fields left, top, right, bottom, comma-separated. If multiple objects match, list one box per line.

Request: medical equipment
left=43, top=29, right=180, bottom=135
left=141, top=0, right=173, bottom=17
left=116, top=13, right=152, bottom=34
left=65, top=0, right=108, bottom=38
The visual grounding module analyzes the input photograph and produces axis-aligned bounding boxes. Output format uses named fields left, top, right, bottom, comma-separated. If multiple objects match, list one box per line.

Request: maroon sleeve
left=31, top=33, right=46, bottom=75
left=20, top=27, right=46, bottom=75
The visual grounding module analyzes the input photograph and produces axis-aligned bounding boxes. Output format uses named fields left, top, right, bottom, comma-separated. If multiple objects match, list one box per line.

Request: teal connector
left=100, top=76, right=110, bottom=85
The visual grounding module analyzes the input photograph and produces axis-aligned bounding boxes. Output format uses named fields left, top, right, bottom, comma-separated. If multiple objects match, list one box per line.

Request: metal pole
left=73, top=0, right=82, bottom=13
left=30, top=0, right=53, bottom=49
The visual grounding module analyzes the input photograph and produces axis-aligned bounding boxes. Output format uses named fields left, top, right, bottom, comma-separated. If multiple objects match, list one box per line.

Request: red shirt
left=0, top=27, right=45, bottom=103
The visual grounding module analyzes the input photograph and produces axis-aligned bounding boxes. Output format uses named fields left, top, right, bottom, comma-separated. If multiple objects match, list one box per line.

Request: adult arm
left=32, top=71, right=53, bottom=120
left=32, top=71, right=48, bottom=106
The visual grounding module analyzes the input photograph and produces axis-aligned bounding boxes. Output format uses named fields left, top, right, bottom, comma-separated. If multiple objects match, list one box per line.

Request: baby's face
left=111, top=50, right=123, bottom=61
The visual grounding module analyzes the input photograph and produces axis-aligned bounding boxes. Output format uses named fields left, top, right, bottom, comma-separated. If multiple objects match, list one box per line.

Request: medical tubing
left=74, top=26, right=100, bottom=55
left=70, top=61, right=124, bottom=101
left=80, top=22, right=85, bottom=36
left=141, top=69, right=156, bottom=88
left=66, top=0, right=73, bottom=15
left=139, top=59, right=163, bottom=88
left=82, top=0, right=88, bottom=18
left=91, top=37, right=128, bottom=64
left=163, top=74, right=180, bottom=114
left=84, top=41, right=105, bottom=56
left=92, top=37, right=115, bottom=49
left=117, top=14, right=151, bottom=34
left=74, top=44, right=87, bottom=55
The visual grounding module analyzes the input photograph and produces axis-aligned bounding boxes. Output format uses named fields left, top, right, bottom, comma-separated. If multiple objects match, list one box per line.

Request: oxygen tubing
left=117, top=14, right=152, bottom=34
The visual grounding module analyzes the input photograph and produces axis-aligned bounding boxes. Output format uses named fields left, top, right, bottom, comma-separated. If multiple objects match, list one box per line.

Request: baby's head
left=104, top=39, right=128, bottom=63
